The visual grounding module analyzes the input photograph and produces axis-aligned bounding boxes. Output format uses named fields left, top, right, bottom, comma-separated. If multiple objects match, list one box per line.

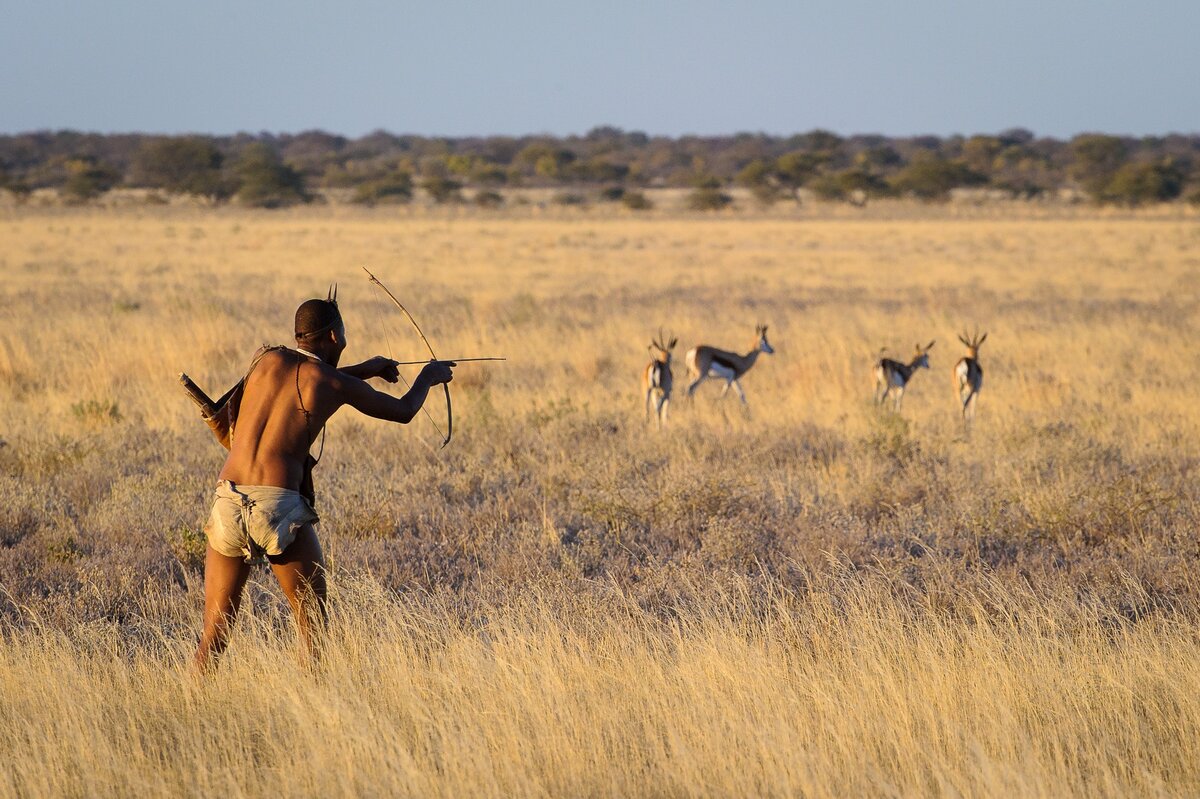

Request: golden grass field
left=2, top=204, right=1200, bottom=797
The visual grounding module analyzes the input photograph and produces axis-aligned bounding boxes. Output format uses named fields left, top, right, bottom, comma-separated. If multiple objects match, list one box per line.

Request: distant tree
left=468, top=161, right=508, bottom=185
left=773, top=151, right=827, bottom=203
left=0, top=164, right=31, bottom=202
left=232, top=144, right=309, bottom=208
left=445, top=154, right=474, bottom=177
left=795, top=128, right=844, bottom=153
left=736, top=159, right=781, bottom=205
left=599, top=185, right=625, bottom=202
left=1069, top=134, right=1128, bottom=199
left=479, top=137, right=521, bottom=165
left=421, top=175, right=463, bottom=203
left=535, top=153, right=571, bottom=180
left=473, top=189, right=504, bottom=208
left=568, top=157, right=629, bottom=183
left=889, top=155, right=985, bottom=200
left=131, top=137, right=228, bottom=198
left=622, top=190, right=652, bottom=210
left=350, top=170, right=413, bottom=206
left=809, top=169, right=889, bottom=205
left=62, top=158, right=120, bottom=202
left=997, top=128, right=1036, bottom=147
left=990, top=146, right=1053, bottom=198
left=1103, top=160, right=1184, bottom=205
left=961, top=136, right=1003, bottom=177
left=586, top=125, right=625, bottom=141
left=279, top=130, right=347, bottom=172
left=855, top=145, right=902, bottom=171
left=687, top=174, right=732, bottom=210
left=515, top=143, right=576, bottom=181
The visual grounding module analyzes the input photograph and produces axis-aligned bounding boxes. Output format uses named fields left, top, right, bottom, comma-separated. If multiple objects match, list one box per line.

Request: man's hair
left=295, top=299, right=342, bottom=341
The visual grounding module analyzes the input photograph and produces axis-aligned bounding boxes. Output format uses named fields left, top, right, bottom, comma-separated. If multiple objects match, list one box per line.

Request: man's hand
left=418, top=360, right=456, bottom=386
left=351, top=356, right=401, bottom=383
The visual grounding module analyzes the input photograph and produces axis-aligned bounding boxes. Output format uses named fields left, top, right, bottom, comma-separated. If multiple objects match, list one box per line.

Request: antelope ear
left=669, top=338, right=678, bottom=348
left=958, top=334, right=969, bottom=347
left=978, top=333, right=987, bottom=346
left=926, top=340, right=935, bottom=350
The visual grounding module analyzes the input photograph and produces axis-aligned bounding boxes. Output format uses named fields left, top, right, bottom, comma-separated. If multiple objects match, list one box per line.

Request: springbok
left=874, top=341, right=935, bottom=411
left=642, top=329, right=678, bottom=427
left=954, top=330, right=987, bottom=423
left=685, top=324, right=774, bottom=406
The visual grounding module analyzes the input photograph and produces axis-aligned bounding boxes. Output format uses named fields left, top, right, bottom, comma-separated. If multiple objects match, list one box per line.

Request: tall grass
left=4, top=574, right=1200, bottom=798
left=1, top=205, right=1199, bottom=795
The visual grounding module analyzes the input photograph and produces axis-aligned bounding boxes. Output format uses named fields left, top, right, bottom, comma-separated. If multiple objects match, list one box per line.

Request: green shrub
left=889, top=156, right=985, bottom=201
left=167, top=525, right=207, bottom=571
left=351, top=173, right=413, bottom=206
left=62, top=159, right=120, bottom=202
left=71, top=399, right=121, bottom=424
left=474, top=189, right=504, bottom=208
left=421, top=175, right=462, bottom=203
left=233, top=144, right=309, bottom=208
left=687, top=187, right=732, bottom=210
left=621, top=191, right=652, bottom=210
left=809, top=169, right=890, bottom=204
left=1103, top=161, right=1184, bottom=205
left=131, top=137, right=229, bottom=199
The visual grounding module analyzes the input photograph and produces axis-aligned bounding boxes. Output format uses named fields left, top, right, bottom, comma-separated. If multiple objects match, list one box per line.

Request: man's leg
left=195, top=544, right=251, bottom=674
left=269, top=524, right=327, bottom=664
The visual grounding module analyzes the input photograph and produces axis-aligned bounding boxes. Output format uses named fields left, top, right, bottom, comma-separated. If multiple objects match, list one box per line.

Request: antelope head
left=649, top=328, right=677, bottom=364
left=756, top=324, right=775, bottom=355
left=912, top=340, right=935, bottom=369
left=957, top=330, right=987, bottom=359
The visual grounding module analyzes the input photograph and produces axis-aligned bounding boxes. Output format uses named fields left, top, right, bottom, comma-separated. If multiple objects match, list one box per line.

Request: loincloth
left=203, top=480, right=319, bottom=564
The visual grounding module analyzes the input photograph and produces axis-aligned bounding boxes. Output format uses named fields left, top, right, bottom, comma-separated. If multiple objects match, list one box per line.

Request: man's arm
left=334, top=361, right=453, bottom=424
left=339, top=356, right=400, bottom=383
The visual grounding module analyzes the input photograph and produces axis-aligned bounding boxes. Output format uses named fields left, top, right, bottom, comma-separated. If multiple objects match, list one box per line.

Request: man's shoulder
left=249, top=345, right=290, bottom=368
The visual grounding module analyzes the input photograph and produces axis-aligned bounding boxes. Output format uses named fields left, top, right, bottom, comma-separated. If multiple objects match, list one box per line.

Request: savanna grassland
left=2, top=204, right=1200, bottom=797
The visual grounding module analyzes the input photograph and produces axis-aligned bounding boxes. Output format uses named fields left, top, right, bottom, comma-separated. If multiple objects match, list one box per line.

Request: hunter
left=194, top=294, right=455, bottom=672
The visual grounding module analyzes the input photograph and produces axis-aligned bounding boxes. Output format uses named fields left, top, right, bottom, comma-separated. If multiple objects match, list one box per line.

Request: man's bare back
left=220, top=347, right=452, bottom=490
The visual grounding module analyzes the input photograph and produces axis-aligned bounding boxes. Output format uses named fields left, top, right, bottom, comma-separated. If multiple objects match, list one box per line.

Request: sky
left=2, top=0, right=1197, bottom=140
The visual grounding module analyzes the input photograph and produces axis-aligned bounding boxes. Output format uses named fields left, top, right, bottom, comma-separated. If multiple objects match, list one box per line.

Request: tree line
left=1, top=126, right=1198, bottom=208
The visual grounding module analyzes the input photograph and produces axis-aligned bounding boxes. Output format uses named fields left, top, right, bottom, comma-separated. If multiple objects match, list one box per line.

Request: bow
left=362, top=266, right=453, bottom=449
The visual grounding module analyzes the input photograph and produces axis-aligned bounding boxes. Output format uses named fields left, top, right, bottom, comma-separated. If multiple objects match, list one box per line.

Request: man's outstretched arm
left=335, top=361, right=454, bottom=424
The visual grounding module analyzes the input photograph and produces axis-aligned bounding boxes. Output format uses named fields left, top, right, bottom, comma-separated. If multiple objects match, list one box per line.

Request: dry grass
left=2, top=204, right=1200, bottom=796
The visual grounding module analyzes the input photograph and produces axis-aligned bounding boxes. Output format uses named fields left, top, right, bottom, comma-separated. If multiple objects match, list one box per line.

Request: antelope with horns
left=685, top=324, right=774, bottom=406
left=642, top=329, right=678, bottom=427
left=954, top=330, right=987, bottom=424
left=874, top=341, right=935, bottom=411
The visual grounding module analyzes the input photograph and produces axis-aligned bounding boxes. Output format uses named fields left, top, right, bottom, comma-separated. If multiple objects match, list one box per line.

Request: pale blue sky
left=2, top=0, right=1196, bottom=138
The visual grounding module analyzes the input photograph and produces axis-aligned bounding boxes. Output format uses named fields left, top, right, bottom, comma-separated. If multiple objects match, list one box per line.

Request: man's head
left=294, top=295, right=346, bottom=365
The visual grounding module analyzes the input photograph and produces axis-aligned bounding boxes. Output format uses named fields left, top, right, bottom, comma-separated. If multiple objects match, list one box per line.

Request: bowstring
left=369, top=287, right=446, bottom=451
